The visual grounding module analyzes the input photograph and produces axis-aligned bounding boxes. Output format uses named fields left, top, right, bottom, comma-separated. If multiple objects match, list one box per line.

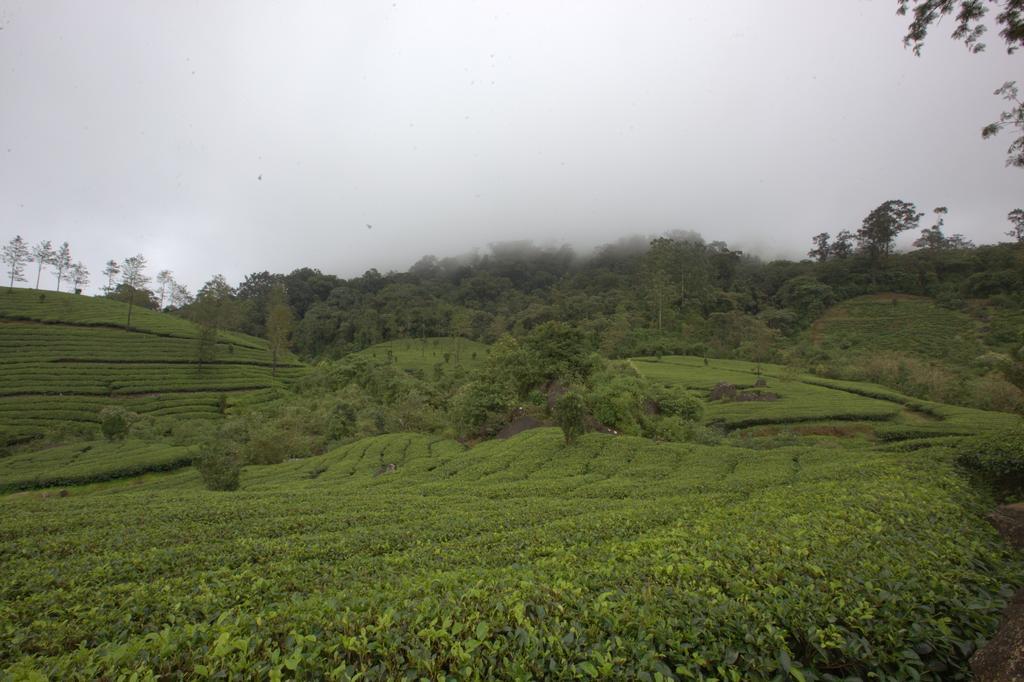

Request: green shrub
left=651, top=385, right=704, bottom=422
left=553, top=391, right=586, bottom=445
left=586, top=374, right=645, bottom=435
left=956, top=426, right=1024, bottom=500
left=98, top=407, right=135, bottom=442
left=194, top=439, right=242, bottom=491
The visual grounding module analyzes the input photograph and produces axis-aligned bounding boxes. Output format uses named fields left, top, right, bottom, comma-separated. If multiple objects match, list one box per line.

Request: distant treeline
left=214, top=220, right=1023, bottom=362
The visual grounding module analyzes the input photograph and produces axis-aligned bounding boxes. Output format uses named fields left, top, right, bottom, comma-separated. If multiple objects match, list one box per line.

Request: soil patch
left=496, top=416, right=544, bottom=440
left=971, top=503, right=1024, bottom=681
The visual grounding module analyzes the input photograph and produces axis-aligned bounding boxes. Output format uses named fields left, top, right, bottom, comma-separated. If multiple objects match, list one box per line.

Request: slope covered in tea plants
left=1, top=430, right=1019, bottom=679
left=0, top=288, right=306, bottom=441
left=809, top=294, right=982, bottom=363
left=631, top=355, right=1021, bottom=437
left=349, top=337, right=489, bottom=376
left=0, top=438, right=194, bottom=493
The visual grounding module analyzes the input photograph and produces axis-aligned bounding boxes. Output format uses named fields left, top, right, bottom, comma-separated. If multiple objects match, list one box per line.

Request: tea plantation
left=2, top=293, right=1023, bottom=679
left=1, top=430, right=1020, bottom=679
left=809, top=295, right=982, bottom=364
left=351, top=337, right=489, bottom=375
left=0, top=289, right=305, bottom=440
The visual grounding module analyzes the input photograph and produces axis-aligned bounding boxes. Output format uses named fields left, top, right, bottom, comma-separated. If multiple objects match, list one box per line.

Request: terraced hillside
left=1, top=430, right=1019, bottom=678
left=0, top=289, right=306, bottom=440
left=350, top=336, right=489, bottom=375
left=632, top=355, right=1020, bottom=436
left=809, top=294, right=983, bottom=363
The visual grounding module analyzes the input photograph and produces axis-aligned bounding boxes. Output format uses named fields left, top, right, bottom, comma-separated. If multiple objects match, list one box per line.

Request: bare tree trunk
left=126, top=288, right=135, bottom=329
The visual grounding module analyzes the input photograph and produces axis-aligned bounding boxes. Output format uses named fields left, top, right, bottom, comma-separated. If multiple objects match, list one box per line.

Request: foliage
left=0, top=431, right=1020, bottom=678
left=194, top=437, right=242, bottom=491
left=650, top=384, right=705, bottom=422
left=0, top=439, right=194, bottom=493
left=956, top=425, right=1024, bottom=499
left=119, top=254, right=150, bottom=329
left=1, top=235, right=29, bottom=291
left=856, top=200, right=923, bottom=264
left=897, top=0, right=1024, bottom=167
left=98, top=406, right=134, bottom=441
left=552, top=391, right=586, bottom=444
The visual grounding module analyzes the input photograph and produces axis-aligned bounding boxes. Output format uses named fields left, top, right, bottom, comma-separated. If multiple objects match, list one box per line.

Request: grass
left=0, top=288, right=307, bottom=435
left=0, top=439, right=194, bottom=493
left=349, top=337, right=489, bottom=375
left=0, top=430, right=1018, bottom=678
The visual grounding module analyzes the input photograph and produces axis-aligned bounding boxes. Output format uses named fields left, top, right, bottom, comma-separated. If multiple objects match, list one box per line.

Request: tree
left=808, top=232, right=831, bottom=262
left=29, top=240, right=55, bottom=289
left=170, top=281, right=194, bottom=308
left=857, top=199, right=923, bottom=266
left=155, top=270, right=173, bottom=309
left=913, top=207, right=949, bottom=249
left=119, top=254, right=150, bottom=329
left=1008, top=208, right=1024, bottom=241
left=982, top=81, right=1024, bottom=167
left=192, top=275, right=235, bottom=370
left=553, top=390, right=587, bottom=445
left=897, top=0, right=1024, bottom=167
left=70, top=262, right=90, bottom=293
left=2, top=235, right=29, bottom=291
left=99, top=406, right=134, bottom=441
left=831, top=230, right=855, bottom=259
left=644, top=238, right=676, bottom=331
left=51, top=242, right=71, bottom=292
left=265, top=283, right=293, bottom=377
left=102, top=260, right=120, bottom=294
left=194, top=437, right=241, bottom=491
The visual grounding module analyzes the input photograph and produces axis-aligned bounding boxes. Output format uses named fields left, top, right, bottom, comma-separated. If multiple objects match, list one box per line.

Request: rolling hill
left=0, top=288, right=307, bottom=443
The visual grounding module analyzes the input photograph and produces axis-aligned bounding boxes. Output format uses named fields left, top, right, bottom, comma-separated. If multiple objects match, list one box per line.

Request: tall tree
left=897, top=0, right=1024, bottom=167
left=913, top=206, right=950, bottom=249
left=644, top=238, right=676, bottom=331
left=192, top=275, right=235, bottom=371
left=120, top=254, right=150, bottom=330
left=808, top=232, right=831, bottom=262
left=102, top=260, right=120, bottom=294
left=51, top=242, right=71, bottom=292
left=2, top=235, right=29, bottom=291
left=831, top=230, right=855, bottom=259
left=29, top=240, right=55, bottom=290
left=170, top=281, right=194, bottom=308
left=857, top=200, right=923, bottom=266
left=155, top=270, right=173, bottom=309
left=1008, top=208, right=1024, bottom=242
left=70, top=262, right=90, bottom=293
left=265, top=283, right=293, bottom=377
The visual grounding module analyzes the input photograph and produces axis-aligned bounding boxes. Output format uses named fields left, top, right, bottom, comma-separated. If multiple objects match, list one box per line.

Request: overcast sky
left=0, top=1, right=1020, bottom=294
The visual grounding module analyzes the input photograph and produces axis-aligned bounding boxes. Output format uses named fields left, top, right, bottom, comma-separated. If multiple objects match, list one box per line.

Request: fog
left=0, top=1, right=1020, bottom=293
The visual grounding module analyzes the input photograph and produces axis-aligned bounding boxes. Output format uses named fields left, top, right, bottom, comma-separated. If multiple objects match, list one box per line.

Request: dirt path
left=971, top=503, right=1024, bottom=681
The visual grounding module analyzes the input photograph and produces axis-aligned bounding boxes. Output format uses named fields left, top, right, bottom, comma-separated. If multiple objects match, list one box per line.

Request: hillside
left=809, top=294, right=984, bottom=363
left=349, top=337, right=489, bottom=375
left=632, top=355, right=1020, bottom=437
left=0, top=289, right=307, bottom=442
left=2, top=429, right=1019, bottom=678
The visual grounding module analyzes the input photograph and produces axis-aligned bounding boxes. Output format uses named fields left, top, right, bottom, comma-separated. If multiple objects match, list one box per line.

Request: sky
left=0, top=1, right=1020, bottom=294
